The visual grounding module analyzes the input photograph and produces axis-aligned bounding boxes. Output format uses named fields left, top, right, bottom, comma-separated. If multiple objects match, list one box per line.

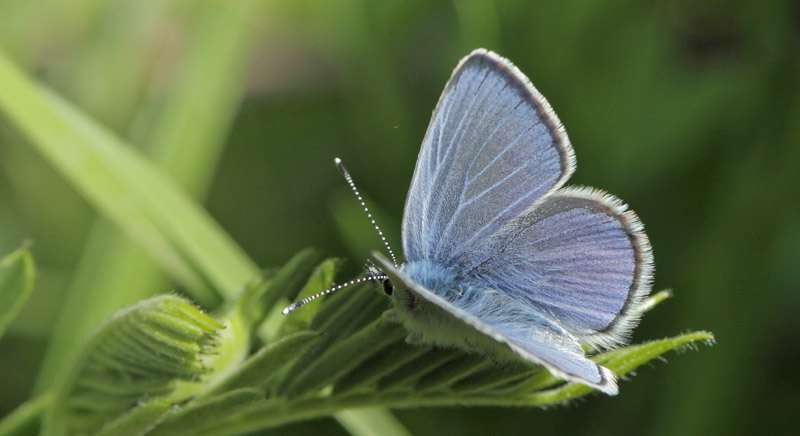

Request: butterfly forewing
left=401, top=49, right=575, bottom=266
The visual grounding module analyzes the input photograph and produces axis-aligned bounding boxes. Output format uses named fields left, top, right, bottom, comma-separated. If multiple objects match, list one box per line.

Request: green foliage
left=18, top=257, right=710, bottom=436
left=0, top=239, right=711, bottom=436
left=160, top=281, right=711, bottom=436
left=0, top=45, right=257, bottom=306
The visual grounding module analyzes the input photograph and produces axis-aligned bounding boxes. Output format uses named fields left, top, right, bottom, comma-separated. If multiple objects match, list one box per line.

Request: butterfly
left=285, top=48, right=653, bottom=395
left=366, top=48, right=654, bottom=396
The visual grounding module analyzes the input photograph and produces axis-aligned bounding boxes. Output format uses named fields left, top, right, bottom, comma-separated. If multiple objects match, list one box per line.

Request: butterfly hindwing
left=469, top=187, right=654, bottom=348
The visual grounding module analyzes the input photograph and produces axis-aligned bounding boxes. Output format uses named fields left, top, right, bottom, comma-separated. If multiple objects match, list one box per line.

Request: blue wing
left=401, top=49, right=575, bottom=266
left=374, top=253, right=618, bottom=395
left=469, top=187, right=654, bottom=348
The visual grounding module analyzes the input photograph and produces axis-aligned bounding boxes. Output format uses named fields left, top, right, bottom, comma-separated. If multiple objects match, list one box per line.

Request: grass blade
left=0, top=47, right=259, bottom=302
left=33, top=0, right=262, bottom=393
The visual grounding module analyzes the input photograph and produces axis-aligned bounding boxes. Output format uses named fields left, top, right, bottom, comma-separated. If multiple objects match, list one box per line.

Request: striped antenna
left=282, top=158, right=398, bottom=316
left=335, top=157, right=399, bottom=268
left=282, top=275, right=388, bottom=315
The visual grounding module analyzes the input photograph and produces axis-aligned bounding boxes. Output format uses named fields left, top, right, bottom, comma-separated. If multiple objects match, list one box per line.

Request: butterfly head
left=364, top=260, right=393, bottom=296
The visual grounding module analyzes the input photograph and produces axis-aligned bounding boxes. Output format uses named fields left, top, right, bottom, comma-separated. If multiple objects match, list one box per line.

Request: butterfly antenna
left=335, top=157, right=399, bottom=267
left=282, top=274, right=388, bottom=315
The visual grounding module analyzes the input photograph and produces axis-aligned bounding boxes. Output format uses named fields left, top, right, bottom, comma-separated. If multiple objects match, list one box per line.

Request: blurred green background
left=1, top=0, right=798, bottom=435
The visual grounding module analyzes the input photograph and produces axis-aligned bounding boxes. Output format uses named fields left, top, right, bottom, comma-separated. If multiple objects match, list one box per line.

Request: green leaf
left=280, top=317, right=406, bottom=398
left=333, top=339, right=430, bottom=394
left=207, top=331, right=319, bottom=395
left=602, top=330, right=716, bottom=372
left=93, top=399, right=174, bottom=436
left=4, top=245, right=710, bottom=436
left=505, top=331, right=716, bottom=401
left=146, top=388, right=266, bottom=436
left=173, top=305, right=251, bottom=400
left=414, top=354, right=490, bottom=393
left=450, top=364, right=534, bottom=394
left=376, top=348, right=461, bottom=391
left=0, top=246, right=34, bottom=339
left=256, top=257, right=342, bottom=344
left=276, top=284, right=388, bottom=395
left=640, top=289, right=673, bottom=313
left=42, top=295, right=223, bottom=436
left=309, top=282, right=383, bottom=333
left=282, top=258, right=343, bottom=329
left=239, top=248, right=320, bottom=333
left=108, top=282, right=714, bottom=436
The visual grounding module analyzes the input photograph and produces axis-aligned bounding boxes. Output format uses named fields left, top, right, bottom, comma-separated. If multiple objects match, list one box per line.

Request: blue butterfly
left=368, top=49, right=654, bottom=396
left=287, top=49, right=653, bottom=395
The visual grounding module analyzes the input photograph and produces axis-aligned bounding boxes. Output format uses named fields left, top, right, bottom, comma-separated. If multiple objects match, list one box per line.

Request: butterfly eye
left=381, top=278, right=394, bottom=296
